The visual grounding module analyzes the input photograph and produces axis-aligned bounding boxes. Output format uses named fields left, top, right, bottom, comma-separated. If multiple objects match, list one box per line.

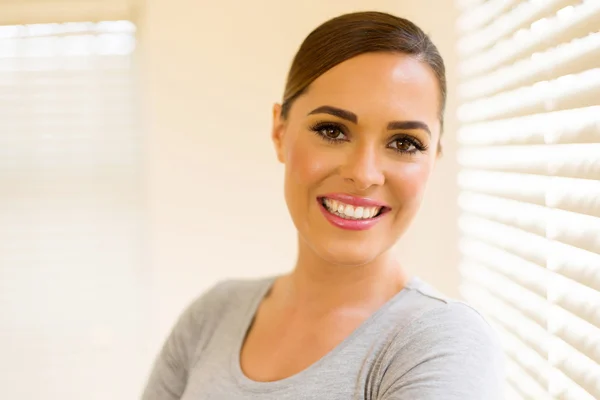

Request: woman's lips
left=320, top=193, right=390, bottom=208
left=317, top=194, right=390, bottom=231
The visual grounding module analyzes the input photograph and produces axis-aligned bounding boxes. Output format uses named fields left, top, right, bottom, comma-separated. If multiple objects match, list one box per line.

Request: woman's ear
left=272, top=103, right=286, bottom=164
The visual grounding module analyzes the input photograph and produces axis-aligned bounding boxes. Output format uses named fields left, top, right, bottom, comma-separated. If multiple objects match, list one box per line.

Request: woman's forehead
left=293, top=53, right=441, bottom=127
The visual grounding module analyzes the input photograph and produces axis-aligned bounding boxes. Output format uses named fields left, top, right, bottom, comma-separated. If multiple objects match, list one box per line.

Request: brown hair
left=281, top=11, right=447, bottom=133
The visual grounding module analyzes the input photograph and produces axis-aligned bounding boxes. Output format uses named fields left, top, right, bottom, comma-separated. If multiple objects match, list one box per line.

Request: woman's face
left=272, top=52, right=442, bottom=266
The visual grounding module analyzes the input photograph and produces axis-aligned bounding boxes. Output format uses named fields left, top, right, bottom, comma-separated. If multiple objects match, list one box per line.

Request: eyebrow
left=307, top=105, right=357, bottom=124
left=387, top=121, right=431, bottom=137
left=307, top=105, right=431, bottom=137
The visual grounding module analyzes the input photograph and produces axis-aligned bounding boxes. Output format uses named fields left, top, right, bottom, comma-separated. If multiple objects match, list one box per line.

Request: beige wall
left=0, top=0, right=139, bottom=25
left=140, top=0, right=460, bottom=345
left=0, top=1, right=458, bottom=398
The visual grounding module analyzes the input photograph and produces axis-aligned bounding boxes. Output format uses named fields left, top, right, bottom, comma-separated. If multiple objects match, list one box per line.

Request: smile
left=317, top=194, right=390, bottom=231
left=321, top=198, right=382, bottom=220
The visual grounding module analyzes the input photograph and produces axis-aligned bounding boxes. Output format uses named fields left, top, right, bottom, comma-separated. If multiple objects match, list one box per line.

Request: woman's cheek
left=287, top=138, right=334, bottom=186
left=390, top=161, right=431, bottom=202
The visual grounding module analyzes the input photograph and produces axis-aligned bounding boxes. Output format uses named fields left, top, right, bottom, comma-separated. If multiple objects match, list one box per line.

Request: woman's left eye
left=389, top=138, right=419, bottom=153
left=321, top=127, right=345, bottom=140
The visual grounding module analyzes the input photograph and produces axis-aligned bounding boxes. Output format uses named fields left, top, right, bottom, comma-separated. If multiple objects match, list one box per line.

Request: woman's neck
left=274, top=238, right=410, bottom=316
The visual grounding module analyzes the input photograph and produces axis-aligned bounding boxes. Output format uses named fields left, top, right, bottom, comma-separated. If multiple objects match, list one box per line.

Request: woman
left=143, top=11, right=505, bottom=400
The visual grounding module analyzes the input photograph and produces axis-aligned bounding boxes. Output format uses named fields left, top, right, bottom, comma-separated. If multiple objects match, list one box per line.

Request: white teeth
left=343, top=205, right=354, bottom=218
left=331, top=200, right=339, bottom=211
left=322, top=198, right=382, bottom=220
left=354, top=207, right=364, bottom=218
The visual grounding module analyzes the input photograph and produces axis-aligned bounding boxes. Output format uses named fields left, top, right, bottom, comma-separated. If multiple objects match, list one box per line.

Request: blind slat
left=459, top=144, right=600, bottom=180
left=550, top=336, right=600, bottom=399
left=548, top=177, right=600, bottom=217
left=459, top=69, right=600, bottom=122
left=460, top=214, right=549, bottom=265
left=461, top=288, right=552, bottom=397
left=461, top=263, right=548, bottom=328
left=457, top=0, right=600, bottom=396
left=550, top=273, right=600, bottom=332
left=548, top=208, right=600, bottom=254
left=459, top=106, right=600, bottom=146
left=458, top=0, right=521, bottom=35
left=460, top=0, right=600, bottom=76
left=550, top=303, right=600, bottom=365
left=458, top=170, right=548, bottom=205
left=461, top=283, right=550, bottom=358
left=458, top=0, right=578, bottom=56
left=549, top=240, right=600, bottom=292
left=460, top=238, right=549, bottom=296
left=461, top=32, right=600, bottom=99
left=459, top=192, right=547, bottom=236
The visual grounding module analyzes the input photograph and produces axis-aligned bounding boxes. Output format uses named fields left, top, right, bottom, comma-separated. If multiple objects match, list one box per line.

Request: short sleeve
left=141, top=282, right=227, bottom=400
left=377, top=302, right=506, bottom=400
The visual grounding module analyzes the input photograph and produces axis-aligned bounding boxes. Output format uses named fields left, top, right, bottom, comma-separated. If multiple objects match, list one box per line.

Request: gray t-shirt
left=142, top=276, right=505, bottom=399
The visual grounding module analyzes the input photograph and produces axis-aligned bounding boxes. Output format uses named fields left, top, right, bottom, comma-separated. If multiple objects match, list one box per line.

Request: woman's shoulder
left=373, top=278, right=506, bottom=399
left=396, top=276, right=501, bottom=348
left=399, top=298, right=503, bottom=352
left=163, top=276, right=274, bottom=360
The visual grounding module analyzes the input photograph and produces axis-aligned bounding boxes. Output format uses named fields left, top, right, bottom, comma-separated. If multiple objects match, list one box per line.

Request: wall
left=0, top=1, right=458, bottom=399
left=0, top=0, right=139, bottom=25
left=140, top=0, right=460, bottom=350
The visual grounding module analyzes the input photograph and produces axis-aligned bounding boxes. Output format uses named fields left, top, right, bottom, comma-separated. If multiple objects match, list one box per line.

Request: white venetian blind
left=0, top=21, right=148, bottom=400
left=455, top=0, right=600, bottom=399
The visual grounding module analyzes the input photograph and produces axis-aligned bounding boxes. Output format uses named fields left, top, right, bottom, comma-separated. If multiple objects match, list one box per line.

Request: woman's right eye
left=312, top=123, right=347, bottom=142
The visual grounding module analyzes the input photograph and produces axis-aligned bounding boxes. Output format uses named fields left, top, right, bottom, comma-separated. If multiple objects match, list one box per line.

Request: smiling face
left=272, top=52, right=442, bottom=267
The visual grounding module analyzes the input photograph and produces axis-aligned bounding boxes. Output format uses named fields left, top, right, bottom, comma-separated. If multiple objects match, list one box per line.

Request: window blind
left=455, top=0, right=600, bottom=399
left=0, top=21, right=147, bottom=400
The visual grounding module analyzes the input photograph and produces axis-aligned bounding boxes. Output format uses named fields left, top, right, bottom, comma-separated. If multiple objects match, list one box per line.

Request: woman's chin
left=314, top=241, right=385, bottom=267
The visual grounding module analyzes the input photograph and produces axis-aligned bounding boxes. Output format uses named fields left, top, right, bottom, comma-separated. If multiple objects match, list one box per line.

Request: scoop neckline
left=229, top=275, right=419, bottom=393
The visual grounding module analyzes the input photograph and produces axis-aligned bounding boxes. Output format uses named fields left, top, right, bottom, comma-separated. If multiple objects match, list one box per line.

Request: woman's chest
left=179, top=341, right=382, bottom=400
left=239, top=315, right=366, bottom=383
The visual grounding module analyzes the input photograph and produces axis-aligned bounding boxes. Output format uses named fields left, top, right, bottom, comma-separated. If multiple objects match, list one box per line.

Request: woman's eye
left=312, top=123, right=347, bottom=141
left=390, top=138, right=417, bottom=153
left=319, top=126, right=346, bottom=140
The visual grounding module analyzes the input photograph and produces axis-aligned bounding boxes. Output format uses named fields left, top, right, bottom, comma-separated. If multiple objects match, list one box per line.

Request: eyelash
left=309, top=121, right=428, bottom=155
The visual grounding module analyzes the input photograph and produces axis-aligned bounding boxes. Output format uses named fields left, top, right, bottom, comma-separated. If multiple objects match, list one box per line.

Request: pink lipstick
left=317, top=193, right=390, bottom=231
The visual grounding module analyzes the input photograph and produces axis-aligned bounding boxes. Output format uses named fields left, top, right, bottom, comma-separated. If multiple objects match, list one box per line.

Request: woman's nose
left=339, top=145, right=385, bottom=191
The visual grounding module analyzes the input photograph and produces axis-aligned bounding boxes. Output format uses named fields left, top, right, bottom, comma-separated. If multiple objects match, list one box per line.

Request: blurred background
left=0, top=0, right=598, bottom=399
